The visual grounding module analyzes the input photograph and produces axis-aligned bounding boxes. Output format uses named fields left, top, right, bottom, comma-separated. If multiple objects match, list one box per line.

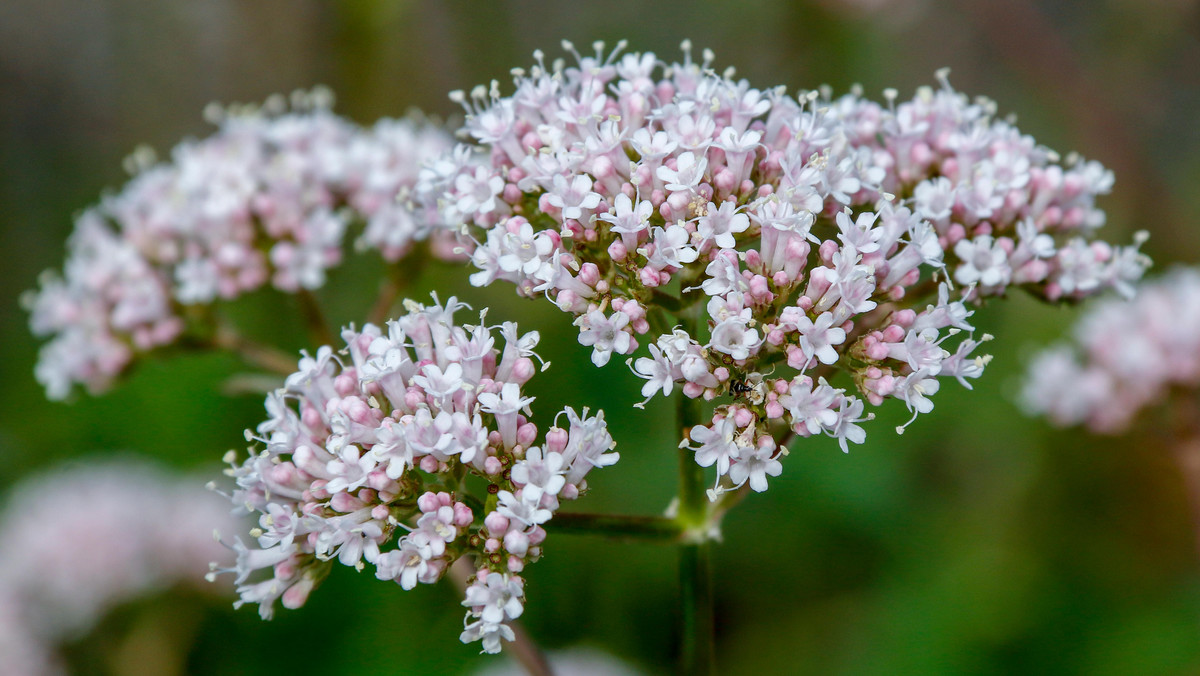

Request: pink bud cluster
left=416, top=41, right=1149, bottom=496
left=25, top=89, right=455, bottom=400
left=1023, top=267, right=1200, bottom=434
left=214, top=297, right=616, bottom=654
left=0, top=460, right=235, bottom=676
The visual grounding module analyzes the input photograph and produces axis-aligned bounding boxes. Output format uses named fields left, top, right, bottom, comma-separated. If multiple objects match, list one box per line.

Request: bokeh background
left=3, top=1, right=1200, bottom=673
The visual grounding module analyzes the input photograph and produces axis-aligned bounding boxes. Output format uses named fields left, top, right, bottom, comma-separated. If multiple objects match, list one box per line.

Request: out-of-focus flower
left=25, top=89, right=455, bottom=400
left=0, top=458, right=237, bottom=676
left=1023, top=266, right=1200, bottom=434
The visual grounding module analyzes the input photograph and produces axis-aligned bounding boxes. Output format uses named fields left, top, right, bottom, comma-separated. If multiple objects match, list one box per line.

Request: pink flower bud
left=484, top=512, right=509, bottom=534
left=592, top=154, right=615, bottom=179
left=484, top=456, right=502, bottom=475
left=333, top=373, right=358, bottom=397
left=453, top=502, right=474, bottom=527
left=511, top=358, right=536, bottom=384
left=714, top=168, right=736, bottom=193
left=639, top=266, right=661, bottom=287
left=503, top=529, right=530, bottom=557
left=417, top=492, right=441, bottom=513
left=528, top=526, right=547, bottom=545
left=404, top=389, right=425, bottom=410
left=282, top=577, right=315, bottom=610
left=608, top=239, right=628, bottom=261
left=331, top=491, right=364, bottom=513
left=517, top=422, right=538, bottom=447
left=785, top=345, right=807, bottom=369
left=578, top=263, right=600, bottom=286
left=545, top=427, right=569, bottom=454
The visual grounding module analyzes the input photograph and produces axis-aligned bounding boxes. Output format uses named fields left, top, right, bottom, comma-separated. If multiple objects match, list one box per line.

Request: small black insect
left=729, top=379, right=754, bottom=396
left=728, top=373, right=765, bottom=404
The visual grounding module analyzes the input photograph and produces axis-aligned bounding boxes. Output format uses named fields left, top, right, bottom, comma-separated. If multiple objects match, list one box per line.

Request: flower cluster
left=213, top=296, right=616, bottom=653
left=417, top=42, right=1149, bottom=496
left=24, top=89, right=455, bottom=400
left=0, top=459, right=235, bottom=676
left=1022, top=267, right=1200, bottom=434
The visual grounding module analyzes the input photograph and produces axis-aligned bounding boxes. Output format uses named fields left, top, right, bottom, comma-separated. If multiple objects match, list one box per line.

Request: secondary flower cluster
left=24, top=89, right=454, bottom=400
left=1022, top=267, right=1200, bottom=434
left=214, top=297, right=616, bottom=654
left=0, top=459, right=235, bottom=676
left=417, top=42, right=1149, bottom=496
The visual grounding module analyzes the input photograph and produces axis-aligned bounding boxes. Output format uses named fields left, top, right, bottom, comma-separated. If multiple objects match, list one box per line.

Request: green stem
left=675, top=308, right=715, bottom=675
left=547, top=512, right=683, bottom=542
left=680, top=542, right=715, bottom=676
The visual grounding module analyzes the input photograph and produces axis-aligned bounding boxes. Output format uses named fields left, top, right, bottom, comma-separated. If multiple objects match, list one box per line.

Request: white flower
left=686, top=414, right=739, bottom=476
left=576, top=310, right=632, bottom=366
left=729, top=440, right=783, bottom=492
left=498, top=221, right=557, bottom=277
left=632, top=343, right=676, bottom=401
left=510, top=447, right=567, bottom=505
left=696, top=201, right=749, bottom=249
left=496, top=490, right=552, bottom=526
left=795, top=312, right=846, bottom=365
left=545, top=174, right=602, bottom=221
left=646, top=224, right=699, bottom=269
left=454, top=165, right=506, bottom=218
left=656, top=151, right=708, bottom=193
left=781, top=378, right=840, bottom=435
left=954, top=235, right=1011, bottom=287
left=709, top=317, right=760, bottom=361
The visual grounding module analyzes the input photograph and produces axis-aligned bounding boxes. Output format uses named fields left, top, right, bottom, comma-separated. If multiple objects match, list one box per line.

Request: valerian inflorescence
left=1023, top=267, right=1200, bottom=434
left=211, top=296, right=617, bottom=653
left=24, top=89, right=455, bottom=399
left=418, top=40, right=1149, bottom=498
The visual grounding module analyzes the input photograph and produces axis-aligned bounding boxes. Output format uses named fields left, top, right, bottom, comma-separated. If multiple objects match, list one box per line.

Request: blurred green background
left=3, top=0, right=1200, bottom=673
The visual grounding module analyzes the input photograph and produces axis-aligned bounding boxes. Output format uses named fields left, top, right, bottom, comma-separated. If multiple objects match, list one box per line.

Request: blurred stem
left=676, top=308, right=715, bottom=675
left=212, top=324, right=297, bottom=376
left=1171, top=438, right=1200, bottom=558
left=1169, top=393, right=1200, bottom=558
left=680, top=542, right=715, bottom=676
left=547, top=512, right=683, bottom=542
left=448, top=558, right=554, bottom=676
left=297, top=288, right=336, bottom=346
left=368, top=251, right=427, bottom=326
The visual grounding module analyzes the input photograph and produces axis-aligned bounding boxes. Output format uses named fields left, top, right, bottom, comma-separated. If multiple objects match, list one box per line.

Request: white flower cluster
left=1023, top=267, right=1200, bottom=434
left=25, top=89, right=455, bottom=400
left=415, top=41, right=1149, bottom=496
left=214, top=296, right=616, bottom=654
left=0, top=459, right=235, bottom=676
